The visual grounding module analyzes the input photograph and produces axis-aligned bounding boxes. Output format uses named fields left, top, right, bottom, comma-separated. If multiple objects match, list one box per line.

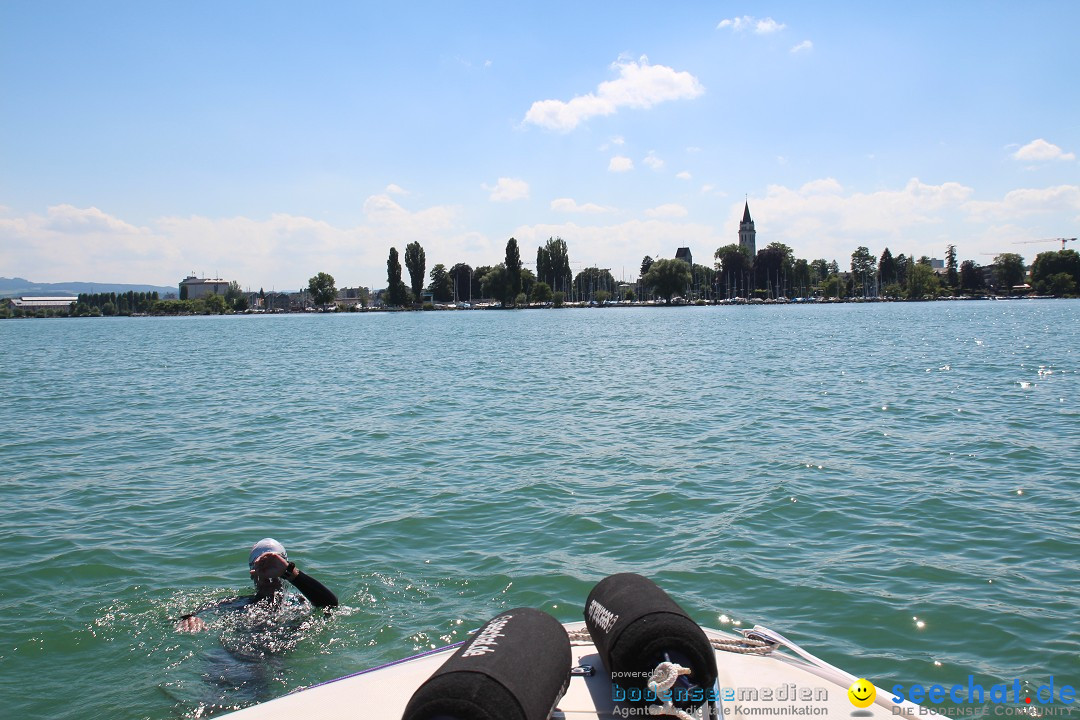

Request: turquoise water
left=2, top=302, right=1078, bottom=719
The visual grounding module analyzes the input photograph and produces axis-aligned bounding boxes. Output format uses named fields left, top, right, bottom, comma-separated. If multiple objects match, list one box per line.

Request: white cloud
left=755, top=18, right=786, bottom=34
left=717, top=16, right=749, bottom=31
left=710, top=178, right=1080, bottom=264
left=676, top=171, right=692, bottom=180
left=791, top=40, right=813, bottom=54
left=385, top=183, right=409, bottom=195
left=43, top=204, right=145, bottom=235
left=1013, top=139, right=1076, bottom=163
left=755, top=177, right=973, bottom=232
left=645, top=204, right=689, bottom=219
left=718, top=16, right=786, bottom=34
left=962, top=185, right=1080, bottom=222
left=643, top=153, right=664, bottom=171
left=484, top=177, right=530, bottom=202
left=523, top=56, right=704, bottom=132
left=0, top=199, right=480, bottom=291
left=550, top=198, right=615, bottom=214
left=598, top=135, right=626, bottom=152
left=609, top=156, right=634, bottom=172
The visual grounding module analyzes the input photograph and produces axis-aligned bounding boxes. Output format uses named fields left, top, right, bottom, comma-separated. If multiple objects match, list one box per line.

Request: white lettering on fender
left=461, top=614, right=514, bottom=657
left=587, top=600, right=620, bottom=634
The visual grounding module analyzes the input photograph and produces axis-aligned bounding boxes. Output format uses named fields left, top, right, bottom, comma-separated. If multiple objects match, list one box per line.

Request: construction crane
left=1013, top=237, right=1076, bottom=250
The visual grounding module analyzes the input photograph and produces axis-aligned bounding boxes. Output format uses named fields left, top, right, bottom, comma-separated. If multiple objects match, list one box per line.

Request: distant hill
left=0, top=277, right=177, bottom=298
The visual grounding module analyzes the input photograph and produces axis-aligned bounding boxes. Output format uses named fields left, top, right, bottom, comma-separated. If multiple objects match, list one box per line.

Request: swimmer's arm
left=175, top=614, right=208, bottom=633
left=286, top=568, right=339, bottom=608
left=174, top=596, right=243, bottom=633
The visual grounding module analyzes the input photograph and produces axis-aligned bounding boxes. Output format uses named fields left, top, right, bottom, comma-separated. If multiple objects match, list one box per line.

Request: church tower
left=738, top=200, right=756, bottom=258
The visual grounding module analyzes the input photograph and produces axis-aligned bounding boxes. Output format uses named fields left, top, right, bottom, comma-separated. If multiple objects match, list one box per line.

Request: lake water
left=2, top=301, right=1078, bottom=719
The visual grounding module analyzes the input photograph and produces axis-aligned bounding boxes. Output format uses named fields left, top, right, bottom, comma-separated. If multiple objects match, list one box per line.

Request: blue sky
left=2, top=1, right=1077, bottom=290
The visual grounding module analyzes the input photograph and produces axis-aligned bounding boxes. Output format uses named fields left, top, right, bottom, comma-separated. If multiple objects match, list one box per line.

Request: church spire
left=738, top=198, right=756, bottom=258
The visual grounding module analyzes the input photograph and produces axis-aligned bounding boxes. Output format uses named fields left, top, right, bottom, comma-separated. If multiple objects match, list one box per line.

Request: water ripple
left=1, top=302, right=1078, bottom=718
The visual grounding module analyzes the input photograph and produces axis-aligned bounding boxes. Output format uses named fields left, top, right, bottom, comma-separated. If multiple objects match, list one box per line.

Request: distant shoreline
left=5, top=294, right=1076, bottom=320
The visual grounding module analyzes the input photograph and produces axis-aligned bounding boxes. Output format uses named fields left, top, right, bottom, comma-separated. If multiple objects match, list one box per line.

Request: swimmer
left=176, top=538, right=338, bottom=632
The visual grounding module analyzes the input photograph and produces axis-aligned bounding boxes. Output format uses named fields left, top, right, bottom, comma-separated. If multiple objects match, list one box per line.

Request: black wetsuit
left=276, top=570, right=338, bottom=608
left=181, top=570, right=338, bottom=620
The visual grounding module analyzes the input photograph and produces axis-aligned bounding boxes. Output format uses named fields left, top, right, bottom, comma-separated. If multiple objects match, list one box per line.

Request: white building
left=7, top=296, right=78, bottom=311
left=179, top=275, right=229, bottom=299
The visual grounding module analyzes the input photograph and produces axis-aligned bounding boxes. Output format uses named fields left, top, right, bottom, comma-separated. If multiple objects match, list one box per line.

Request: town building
left=739, top=201, right=757, bottom=258
left=179, top=275, right=229, bottom=300
left=5, top=296, right=78, bottom=313
left=263, top=292, right=292, bottom=312
left=675, top=247, right=693, bottom=266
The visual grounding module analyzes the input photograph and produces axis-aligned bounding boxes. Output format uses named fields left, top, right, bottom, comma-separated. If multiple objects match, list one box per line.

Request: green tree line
left=361, top=234, right=1079, bottom=310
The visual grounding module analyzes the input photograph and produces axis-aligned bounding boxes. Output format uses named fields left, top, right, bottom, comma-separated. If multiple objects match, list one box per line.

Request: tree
left=308, top=272, right=337, bottom=307
left=224, top=280, right=247, bottom=311
left=481, top=264, right=511, bottom=305
left=551, top=238, right=572, bottom=293
left=530, top=281, right=553, bottom=304
left=179, top=284, right=188, bottom=300
left=519, top=267, right=536, bottom=301
left=1044, top=273, right=1077, bottom=296
left=428, top=264, right=453, bottom=302
left=573, top=267, right=616, bottom=301
left=404, top=242, right=426, bottom=305
left=810, top=259, right=830, bottom=286
left=945, top=244, right=959, bottom=289
left=755, top=243, right=793, bottom=297
left=691, top=264, right=716, bottom=300
left=822, top=275, right=846, bottom=299
left=993, top=253, right=1026, bottom=294
left=640, top=255, right=655, bottom=277
left=897, top=254, right=913, bottom=290
left=386, top=247, right=410, bottom=306
left=505, top=238, right=522, bottom=304
left=792, top=258, right=811, bottom=297
left=715, top=244, right=751, bottom=298
left=850, top=246, right=877, bottom=298
left=203, top=293, right=229, bottom=314
left=450, top=263, right=473, bottom=302
left=879, top=248, right=898, bottom=286
left=536, top=237, right=572, bottom=294
left=1030, top=249, right=1080, bottom=294
left=959, top=260, right=985, bottom=292
left=472, top=265, right=493, bottom=300
left=907, top=263, right=939, bottom=299
left=643, top=258, right=692, bottom=304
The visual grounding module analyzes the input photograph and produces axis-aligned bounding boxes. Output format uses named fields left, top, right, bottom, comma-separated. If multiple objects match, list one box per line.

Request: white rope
left=710, top=635, right=774, bottom=655
left=566, top=628, right=594, bottom=645
left=645, top=662, right=696, bottom=720
left=566, top=626, right=773, bottom=655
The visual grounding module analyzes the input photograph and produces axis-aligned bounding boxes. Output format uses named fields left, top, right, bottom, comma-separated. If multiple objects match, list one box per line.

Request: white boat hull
left=222, top=622, right=938, bottom=718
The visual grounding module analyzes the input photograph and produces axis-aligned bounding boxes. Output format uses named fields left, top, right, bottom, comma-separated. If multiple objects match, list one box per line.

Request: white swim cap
left=248, top=538, right=287, bottom=570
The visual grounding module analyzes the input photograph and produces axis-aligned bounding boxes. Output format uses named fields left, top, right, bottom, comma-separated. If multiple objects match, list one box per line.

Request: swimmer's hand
left=251, top=552, right=288, bottom=580
left=176, top=615, right=208, bottom=633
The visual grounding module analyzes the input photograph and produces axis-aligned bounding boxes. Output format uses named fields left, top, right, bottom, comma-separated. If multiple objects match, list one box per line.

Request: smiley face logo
left=848, top=678, right=876, bottom=708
